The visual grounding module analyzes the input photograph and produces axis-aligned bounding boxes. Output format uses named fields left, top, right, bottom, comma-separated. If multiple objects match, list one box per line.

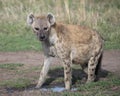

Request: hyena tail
left=95, top=53, right=103, bottom=75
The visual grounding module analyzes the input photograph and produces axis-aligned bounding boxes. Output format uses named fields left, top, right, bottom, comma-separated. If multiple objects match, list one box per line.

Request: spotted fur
left=27, top=13, right=104, bottom=90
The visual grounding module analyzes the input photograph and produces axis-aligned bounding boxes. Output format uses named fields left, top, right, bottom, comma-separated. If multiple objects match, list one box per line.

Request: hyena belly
left=70, top=44, right=92, bottom=65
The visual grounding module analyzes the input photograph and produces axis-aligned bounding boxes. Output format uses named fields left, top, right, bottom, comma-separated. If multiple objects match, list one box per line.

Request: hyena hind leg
left=87, top=53, right=102, bottom=83
left=95, top=53, right=103, bottom=81
left=95, top=53, right=103, bottom=75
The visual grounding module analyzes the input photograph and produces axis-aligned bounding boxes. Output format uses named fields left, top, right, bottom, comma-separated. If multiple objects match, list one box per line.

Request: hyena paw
left=86, top=77, right=95, bottom=83
left=35, top=84, right=42, bottom=89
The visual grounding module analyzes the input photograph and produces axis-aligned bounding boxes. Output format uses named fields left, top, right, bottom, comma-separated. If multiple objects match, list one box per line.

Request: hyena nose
left=40, top=35, right=45, bottom=40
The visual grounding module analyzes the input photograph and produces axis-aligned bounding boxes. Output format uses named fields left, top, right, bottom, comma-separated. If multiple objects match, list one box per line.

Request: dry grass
left=0, top=0, right=120, bottom=51
left=0, top=0, right=117, bottom=26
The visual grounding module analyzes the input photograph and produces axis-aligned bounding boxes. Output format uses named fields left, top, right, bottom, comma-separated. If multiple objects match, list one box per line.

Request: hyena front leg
left=63, top=59, right=72, bottom=90
left=36, top=56, right=52, bottom=88
left=87, top=53, right=101, bottom=83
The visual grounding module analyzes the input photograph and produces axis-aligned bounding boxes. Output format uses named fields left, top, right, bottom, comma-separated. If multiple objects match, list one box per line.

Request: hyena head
left=27, top=13, right=55, bottom=41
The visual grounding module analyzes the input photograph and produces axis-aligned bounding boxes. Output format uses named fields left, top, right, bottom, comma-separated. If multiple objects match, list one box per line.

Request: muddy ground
left=0, top=50, right=120, bottom=96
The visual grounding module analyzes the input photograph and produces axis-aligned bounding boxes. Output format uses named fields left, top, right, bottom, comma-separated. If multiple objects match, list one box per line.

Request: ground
left=0, top=50, right=120, bottom=74
left=0, top=50, right=120, bottom=96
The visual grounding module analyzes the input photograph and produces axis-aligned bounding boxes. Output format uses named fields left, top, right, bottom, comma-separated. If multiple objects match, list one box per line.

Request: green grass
left=60, top=74, right=120, bottom=96
left=0, top=0, right=120, bottom=51
left=0, top=23, right=41, bottom=51
left=0, top=65, right=120, bottom=96
left=0, top=78, right=31, bottom=89
left=15, top=65, right=42, bottom=75
left=0, top=63, right=24, bottom=70
left=47, top=69, right=120, bottom=96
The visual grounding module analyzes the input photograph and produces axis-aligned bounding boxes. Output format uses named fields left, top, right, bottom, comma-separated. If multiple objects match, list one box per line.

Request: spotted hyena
left=27, top=13, right=104, bottom=90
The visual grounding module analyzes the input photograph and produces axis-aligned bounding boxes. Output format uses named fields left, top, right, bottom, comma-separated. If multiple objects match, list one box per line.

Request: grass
left=54, top=73, right=120, bottom=96
left=0, top=78, right=31, bottom=89
left=0, top=65, right=120, bottom=96
left=0, top=0, right=120, bottom=51
left=45, top=70, right=120, bottom=96
left=0, top=63, right=24, bottom=70
left=0, top=23, right=41, bottom=51
left=16, top=65, right=42, bottom=75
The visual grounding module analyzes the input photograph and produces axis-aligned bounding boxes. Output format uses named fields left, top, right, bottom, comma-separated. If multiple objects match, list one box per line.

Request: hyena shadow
left=44, top=67, right=109, bottom=86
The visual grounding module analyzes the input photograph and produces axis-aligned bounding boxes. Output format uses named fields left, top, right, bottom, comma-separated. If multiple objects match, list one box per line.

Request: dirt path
left=0, top=50, right=120, bottom=75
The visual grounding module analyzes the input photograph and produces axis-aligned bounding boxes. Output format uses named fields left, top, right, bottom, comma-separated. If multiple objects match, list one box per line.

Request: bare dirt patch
left=102, top=50, right=120, bottom=75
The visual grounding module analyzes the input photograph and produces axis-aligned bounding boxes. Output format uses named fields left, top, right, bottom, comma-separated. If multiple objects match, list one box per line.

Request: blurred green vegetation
left=0, top=78, right=31, bottom=89
left=0, top=0, right=120, bottom=51
left=0, top=63, right=24, bottom=70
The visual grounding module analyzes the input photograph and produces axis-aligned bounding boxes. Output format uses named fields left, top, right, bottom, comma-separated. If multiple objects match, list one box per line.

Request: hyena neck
left=49, top=24, right=59, bottom=46
left=41, top=40, right=51, bottom=56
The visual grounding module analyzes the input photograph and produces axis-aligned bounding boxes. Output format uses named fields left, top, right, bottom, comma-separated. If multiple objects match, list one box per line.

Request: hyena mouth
left=39, top=35, right=46, bottom=41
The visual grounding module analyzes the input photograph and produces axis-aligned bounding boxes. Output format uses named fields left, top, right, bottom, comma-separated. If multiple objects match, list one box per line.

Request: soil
left=0, top=50, right=120, bottom=95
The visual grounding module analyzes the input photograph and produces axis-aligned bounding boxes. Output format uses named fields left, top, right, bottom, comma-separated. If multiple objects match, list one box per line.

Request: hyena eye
left=35, top=27, right=39, bottom=31
left=43, top=27, right=48, bottom=31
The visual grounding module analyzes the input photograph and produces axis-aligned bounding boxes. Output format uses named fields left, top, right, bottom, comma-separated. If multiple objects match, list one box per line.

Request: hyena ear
left=47, top=13, right=55, bottom=26
left=27, top=13, right=34, bottom=25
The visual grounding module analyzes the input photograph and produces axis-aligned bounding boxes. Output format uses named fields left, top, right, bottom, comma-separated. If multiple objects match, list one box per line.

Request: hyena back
left=27, top=13, right=104, bottom=90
